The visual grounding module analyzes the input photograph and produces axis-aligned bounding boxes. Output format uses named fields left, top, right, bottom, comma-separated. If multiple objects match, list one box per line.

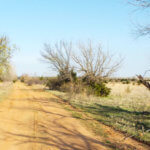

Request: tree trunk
left=137, top=75, right=150, bottom=90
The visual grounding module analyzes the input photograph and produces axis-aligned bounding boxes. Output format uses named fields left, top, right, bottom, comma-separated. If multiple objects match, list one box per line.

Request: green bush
left=20, top=77, right=24, bottom=82
left=58, top=69, right=77, bottom=83
left=20, top=74, right=29, bottom=83
left=137, top=80, right=142, bottom=85
left=46, top=78, right=62, bottom=90
left=46, top=69, right=77, bottom=90
left=88, top=82, right=111, bottom=97
left=13, top=79, right=17, bottom=83
left=46, top=73, right=111, bottom=97
left=121, top=79, right=130, bottom=84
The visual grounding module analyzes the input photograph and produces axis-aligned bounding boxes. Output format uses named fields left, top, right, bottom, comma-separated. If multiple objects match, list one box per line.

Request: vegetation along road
left=0, top=82, right=149, bottom=150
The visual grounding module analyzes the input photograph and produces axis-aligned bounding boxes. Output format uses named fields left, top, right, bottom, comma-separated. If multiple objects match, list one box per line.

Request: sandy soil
left=0, top=82, right=149, bottom=150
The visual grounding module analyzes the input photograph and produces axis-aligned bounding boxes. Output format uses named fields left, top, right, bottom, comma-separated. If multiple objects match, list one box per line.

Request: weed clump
left=85, top=80, right=110, bottom=97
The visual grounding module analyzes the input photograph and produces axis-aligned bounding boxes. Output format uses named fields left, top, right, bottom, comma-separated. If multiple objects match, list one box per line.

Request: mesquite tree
left=41, top=41, right=75, bottom=82
left=73, top=41, right=123, bottom=83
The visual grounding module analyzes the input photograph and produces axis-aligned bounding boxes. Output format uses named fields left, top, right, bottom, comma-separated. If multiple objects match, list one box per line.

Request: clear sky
left=0, top=0, right=149, bottom=77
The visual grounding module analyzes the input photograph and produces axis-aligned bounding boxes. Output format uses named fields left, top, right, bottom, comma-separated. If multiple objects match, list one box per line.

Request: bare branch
left=73, top=41, right=123, bottom=82
left=128, top=0, right=150, bottom=8
left=128, top=0, right=150, bottom=36
left=41, top=41, right=74, bottom=81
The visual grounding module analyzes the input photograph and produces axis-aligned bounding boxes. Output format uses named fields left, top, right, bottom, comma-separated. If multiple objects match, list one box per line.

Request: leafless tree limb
left=73, top=41, right=123, bottom=82
left=128, top=0, right=150, bottom=8
left=128, top=0, right=150, bottom=36
left=41, top=41, right=74, bottom=81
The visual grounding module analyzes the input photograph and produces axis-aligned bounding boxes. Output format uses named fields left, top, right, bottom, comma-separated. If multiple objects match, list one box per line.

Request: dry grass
left=106, top=83, right=150, bottom=112
left=108, top=82, right=150, bottom=99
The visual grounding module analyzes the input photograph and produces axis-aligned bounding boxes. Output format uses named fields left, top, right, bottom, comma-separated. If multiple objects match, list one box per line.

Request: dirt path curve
left=0, top=82, right=149, bottom=150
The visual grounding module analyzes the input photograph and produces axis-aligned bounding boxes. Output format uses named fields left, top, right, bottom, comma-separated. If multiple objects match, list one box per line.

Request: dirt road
left=0, top=83, right=149, bottom=150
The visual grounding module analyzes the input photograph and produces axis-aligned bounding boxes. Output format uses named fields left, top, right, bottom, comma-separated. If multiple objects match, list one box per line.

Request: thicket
left=41, top=41, right=122, bottom=97
left=46, top=74, right=111, bottom=97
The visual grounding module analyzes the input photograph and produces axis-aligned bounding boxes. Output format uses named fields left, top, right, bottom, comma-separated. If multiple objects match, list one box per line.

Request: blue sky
left=0, top=0, right=149, bottom=77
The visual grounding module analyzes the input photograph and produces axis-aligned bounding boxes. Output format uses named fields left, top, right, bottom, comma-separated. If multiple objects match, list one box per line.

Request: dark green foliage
left=82, top=76, right=111, bottom=96
left=108, top=78, right=138, bottom=84
left=13, top=79, right=17, bottom=83
left=39, top=76, right=44, bottom=81
left=58, top=69, right=77, bottom=83
left=46, top=69, right=77, bottom=90
left=87, top=81, right=111, bottom=97
left=46, top=77, right=111, bottom=97
left=137, top=80, right=142, bottom=85
left=46, top=78, right=62, bottom=90
left=71, top=70, right=77, bottom=82
left=121, top=79, right=130, bottom=84
left=46, top=71, right=110, bottom=97
left=20, top=77, right=25, bottom=82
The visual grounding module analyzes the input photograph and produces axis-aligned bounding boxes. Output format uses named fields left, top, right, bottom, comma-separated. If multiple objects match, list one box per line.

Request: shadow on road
left=0, top=88, right=139, bottom=150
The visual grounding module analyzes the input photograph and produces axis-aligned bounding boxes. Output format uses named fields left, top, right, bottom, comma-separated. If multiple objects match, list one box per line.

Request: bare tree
left=73, top=41, right=123, bottom=82
left=128, top=0, right=150, bottom=36
left=41, top=41, right=74, bottom=81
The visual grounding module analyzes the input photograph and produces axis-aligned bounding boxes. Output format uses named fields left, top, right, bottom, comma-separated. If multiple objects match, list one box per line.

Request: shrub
left=137, top=80, right=142, bottom=85
left=121, top=79, right=130, bottom=84
left=46, top=78, right=62, bottom=90
left=46, top=69, right=77, bottom=90
left=39, top=76, right=44, bottom=81
left=46, top=74, right=111, bottom=97
left=20, top=77, right=24, bottom=82
left=88, top=81, right=111, bottom=97
left=13, top=79, right=17, bottom=83
left=58, top=69, right=77, bottom=83
left=20, top=74, right=29, bottom=83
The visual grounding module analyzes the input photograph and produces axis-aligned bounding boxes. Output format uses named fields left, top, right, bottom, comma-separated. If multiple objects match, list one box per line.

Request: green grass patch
left=71, top=111, right=83, bottom=119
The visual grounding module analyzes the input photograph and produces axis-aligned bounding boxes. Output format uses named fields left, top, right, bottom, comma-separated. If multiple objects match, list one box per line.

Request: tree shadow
left=79, top=103, right=150, bottom=132
left=0, top=96, right=139, bottom=150
left=0, top=115, right=138, bottom=150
